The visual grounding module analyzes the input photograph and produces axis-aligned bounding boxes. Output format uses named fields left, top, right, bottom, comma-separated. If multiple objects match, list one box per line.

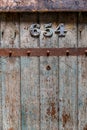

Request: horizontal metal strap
left=0, top=0, right=87, bottom=12
left=0, top=48, right=87, bottom=57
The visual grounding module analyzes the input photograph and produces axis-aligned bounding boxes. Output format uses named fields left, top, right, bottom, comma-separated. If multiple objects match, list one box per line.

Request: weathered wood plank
left=78, top=13, right=87, bottom=130
left=0, top=14, right=2, bottom=130
left=1, top=13, right=21, bottom=130
left=59, top=13, right=78, bottom=130
left=39, top=13, right=59, bottom=130
left=20, top=13, right=40, bottom=130
left=0, top=64, right=2, bottom=130
left=0, top=0, right=87, bottom=12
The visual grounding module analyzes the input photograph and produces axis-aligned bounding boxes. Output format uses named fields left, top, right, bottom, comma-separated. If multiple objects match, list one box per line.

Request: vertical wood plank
left=78, top=13, right=87, bottom=130
left=59, top=13, right=78, bottom=130
left=0, top=61, right=2, bottom=130
left=20, top=13, right=40, bottom=130
left=1, top=13, right=21, bottom=130
left=0, top=14, right=2, bottom=130
left=39, top=13, right=59, bottom=130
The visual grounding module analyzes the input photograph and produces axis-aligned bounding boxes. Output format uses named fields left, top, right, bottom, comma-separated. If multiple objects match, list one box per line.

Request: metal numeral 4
left=55, top=23, right=67, bottom=37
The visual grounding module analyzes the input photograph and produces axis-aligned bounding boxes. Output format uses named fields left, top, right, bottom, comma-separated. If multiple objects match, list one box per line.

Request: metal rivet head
left=66, top=50, right=69, bottom=56
left=85, top=50, right=87, bottom=56
left=27, top=50, right=31, bottom=56
left=9, top=50, right=12, bottom=57
left=47, top=50, right=50, bottom=56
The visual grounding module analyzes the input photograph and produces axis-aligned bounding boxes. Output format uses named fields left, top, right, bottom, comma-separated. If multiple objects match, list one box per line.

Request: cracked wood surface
left=1, top=13, right=21, bottom=130
left=0, top=0, right=87, bottom=12
left=20, top=13, right=40, bottom=130
left=39, top=13, right=59, bottom=130
left=0, top=12, right=87, bottom=130
left=58, top=13, right=78, bottom=130
left=78, top=13, right=87, bottom=130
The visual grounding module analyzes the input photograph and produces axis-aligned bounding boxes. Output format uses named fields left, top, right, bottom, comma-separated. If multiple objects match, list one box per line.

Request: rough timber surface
left=0, top=0, right=87, bottom=12
left=20, top=13, right=40, bottom=130
left=0, top=12, right=87, bottom=130
left=58, top=13, right=78, bottom=130
left=78, top=13, right=87, bottom=130
left=1, top=13, right=21, bottom=130
left=39, top=13, right=59, bottom=130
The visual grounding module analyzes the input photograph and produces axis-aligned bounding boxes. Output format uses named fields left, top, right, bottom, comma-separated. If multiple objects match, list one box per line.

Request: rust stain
left=62, top=112, right=71, bottom=127
left=66, top=24, right=74, bottom=30
left=8, top=128, right=14, bottom=130
left=83, top=124, right=87, bottom=130
left=47, top=101, right=57, bottom=120
left=9, top=57, right=16, bottom=64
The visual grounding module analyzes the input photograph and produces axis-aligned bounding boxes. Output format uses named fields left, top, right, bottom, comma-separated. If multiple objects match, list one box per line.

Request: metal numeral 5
left=43, top=23, right=53, bottom=37
left=30, top=24, right=41, bottom=37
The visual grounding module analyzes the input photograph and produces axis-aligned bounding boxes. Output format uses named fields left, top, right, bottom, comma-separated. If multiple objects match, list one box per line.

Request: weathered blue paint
left=1, top=13, right=21, bottom=130
left=78, top=13, right=87, bottom=130
left=0, top=12, right=86, bottom=130
left=58, top=13, right=78, bottom=130
left=39, top=13, right=59, bottom=130
left=20, top=13, right=40, bottom=130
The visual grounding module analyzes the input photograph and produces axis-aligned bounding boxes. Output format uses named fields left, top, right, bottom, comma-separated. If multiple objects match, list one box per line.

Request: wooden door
left=0, top=12, right=87, bottom=130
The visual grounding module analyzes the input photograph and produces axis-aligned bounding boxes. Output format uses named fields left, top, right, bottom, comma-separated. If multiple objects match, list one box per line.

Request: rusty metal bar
left=0, top=0, right=87, bottom=12
left=0, top=48, right=87, bottom=57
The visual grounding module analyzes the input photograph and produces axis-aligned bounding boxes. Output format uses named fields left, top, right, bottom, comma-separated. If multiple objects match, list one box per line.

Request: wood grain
left=0, top=62, right=2, bottom=130
left=0, top=12, right=86, bottom=130
left=78, top=13, right=87, bottom=130
left=58, top=13, right=78, bottom=130
left=1, top=13, right=21, bottom=130
left=20, top=13, right=40, bottom=130
left=0, top=14, right=2, bottom=130
left=39, top=13, right=59, bottom=130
